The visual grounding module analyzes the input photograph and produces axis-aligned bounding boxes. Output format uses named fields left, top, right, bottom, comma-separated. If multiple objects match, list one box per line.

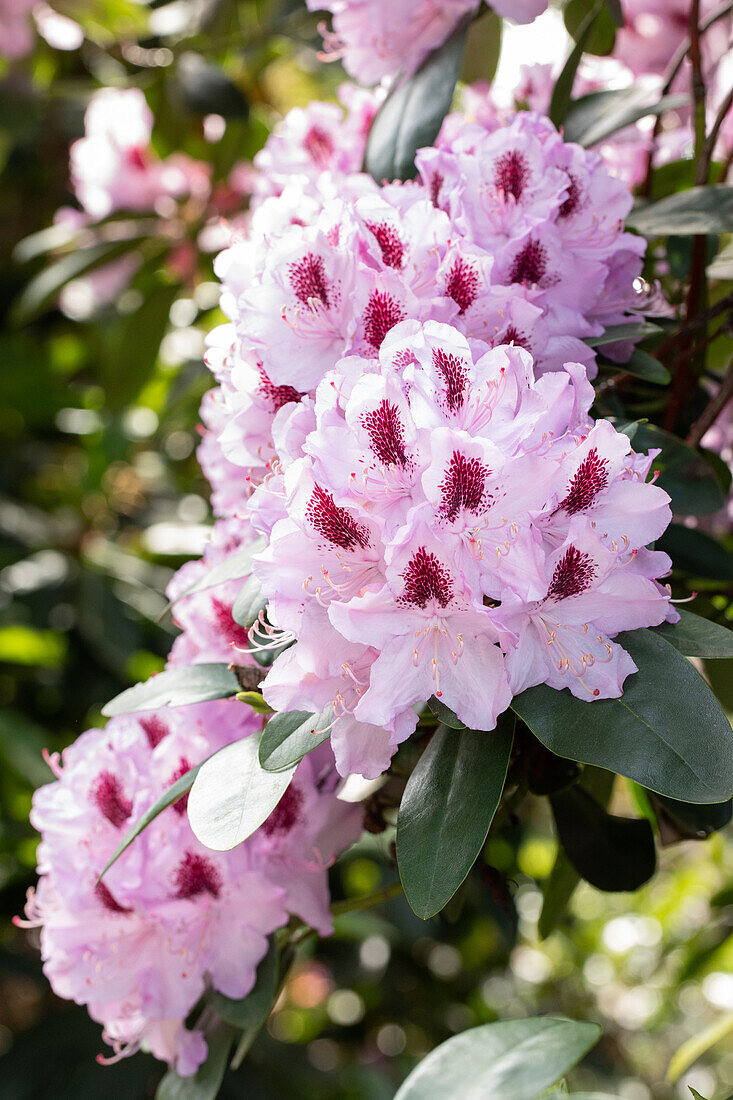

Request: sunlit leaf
left=102, top=664, right=239, bottom=717
left=258, top=707, right=332, bottom=772
left=667, top=1013, right=733, bottom=1082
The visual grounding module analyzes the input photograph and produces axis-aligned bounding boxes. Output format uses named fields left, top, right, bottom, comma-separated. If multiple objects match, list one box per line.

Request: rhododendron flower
left=27, top=700, right=361, bottom=1073
left=0, top=0, right=36, bottom=58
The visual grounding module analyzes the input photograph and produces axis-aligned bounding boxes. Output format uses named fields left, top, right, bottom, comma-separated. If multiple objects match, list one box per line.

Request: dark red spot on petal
left=212, top=597, right=250, bottom=648
left=91, top=772, right=132, bottom=829
left=438, top=450, right=491, bottom=521
left=303, top=125, right=334, bottom=168
left=289, top=253, right=331, bottom=308
left=306, top=484, right=370, bottom=550
left=258, top=366, right=303, bottom=412
left=362, top=399, right=408, bottom=467
left=126, top=146, right=147, bottom=172
left=547, top=546, right=596, bottom=601
left=169, top=758, right=193, bottom=816
left=363, top=290, right=405, bottom=350
left=494, top=150, right=530, bottom=200
left=509, top=239, right=547, bottom=286
left=139, top=716, right=169, bottom=749
left=263, top=783, right=303, bottom=836
left=174, top=851, right=222, bottom=900
left=365, top=221, right=404, bottom=269
left=445, top=258, right=479, bottom=315
left=399, top=546, right=453, bottom=609
left=429, top=171, right=444, bottom=208
left=95, top=881, right=132, bottom=914
left=558, top=173, right=582, bottom=219
left=503, top=324, right=529, bottom=350
left=432, top=347, right=469, bottom=413
left=559, top=447, right=609, bottom=515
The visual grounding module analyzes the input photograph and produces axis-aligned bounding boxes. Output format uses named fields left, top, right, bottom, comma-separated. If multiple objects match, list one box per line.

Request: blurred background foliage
left=0, top=1, right=731, bottom=1097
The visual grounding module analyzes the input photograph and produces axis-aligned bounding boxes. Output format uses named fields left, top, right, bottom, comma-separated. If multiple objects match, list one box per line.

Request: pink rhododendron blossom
left=309, top=0, right=548, bottom=85
left=244, top=320, right=675, bottom=778
left=27, top=700, right=361, bottom=1073
left=70, top=88, right=210, bottom=219
left=0, top=0, right=36, bottom=58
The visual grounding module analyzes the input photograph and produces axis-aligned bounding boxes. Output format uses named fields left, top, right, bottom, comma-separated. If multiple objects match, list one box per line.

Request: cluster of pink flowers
left=310, top=0, right=548, bottom=85
left=194, top=96, right=677, bottom=779
left=27, top=701, right=359, bottom=1074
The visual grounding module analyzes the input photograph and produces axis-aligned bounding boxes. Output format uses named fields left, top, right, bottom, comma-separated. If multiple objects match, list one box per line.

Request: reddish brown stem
left=686, top=366, right=733, bottom=445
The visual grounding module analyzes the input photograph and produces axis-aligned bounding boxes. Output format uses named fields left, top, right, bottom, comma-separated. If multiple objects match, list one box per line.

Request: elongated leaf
left=512, top=629, right=733, bottom=804
left=427, top=695, right=466, bottom=728
left=628, top=185, right=733, bottom=237
left=396, top=717, right=513, bottom=919
left=232, top=573, right=267, bottom=628
left=667, top=1013, right=733, bottom=1082
left=209, top=936, right=279, bottom=1028
left=364, top=19, right=468, bottom=182
left=564, top=88, right=687, bottom=147
left=603, top=0, right=623, bottom=25
left=551, top=785, right=656, bottom=891
left=102, top=664, right=239, bottom=716
left=586, top=321, right=663, bottom=346
left=632, top=423, right=726, bottom=515
left=651, top=792, right=732, bottom=844
left=99, top=765, right=201, bottom=880
left=394, top=1017, right=600, bottom=1100
left=178, top=537, right=265, bottom=600
left=105, top=283, right=178, bottom=412
left=653, top=609, right=733, bottom=658
left=156, top=1025, right=235, bottom=1100
left=460, top=9, right=501, bottom=85
left=708, top=240, right=733, bottom=280
left=259, top=707, right=332, bottom=772
left=564, top=0, right=615, bottom=56
left=617, top=348, right=670, bottom=384
left=657, top=523, right=733, bottom=580
left=188, top=734, right=295, bottom=851
left=550, top=1, right=601, bottom=128
left=12, top=240, right=140, bottom=323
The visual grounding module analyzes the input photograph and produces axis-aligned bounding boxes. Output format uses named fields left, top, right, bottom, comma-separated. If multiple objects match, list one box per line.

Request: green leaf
left=11, top=240, right=140, bottom=323
left=364, top=19, right=468, bottom=183
left=209, top=936, right=279, bottom=1028
left=460, top=9, right=502, bottom=85
left=550, top=785, right=656, bottom=891
left=708, top=240, right=733, bottom=280
left=99, top=765, right=200, bottom=880
left=511, top=629, right=733, bottom=804
left=657, top=524, right=733, bottom=580
left=177, top=537, right=265, bottom=600
left=105, top=283, right=178, bottom=412
left=102, top=664, right=240, bottom=717
left=232, top=574, right=267, bottom=628
left=156, top=1025, right=235, bottom=1100
left=564, top=88, right=687, bottom=148
left=394, top=1017, right=601, bottom=1100
left=258, top=707, right=333, bottom=772
left=667, top=1013, right=733, bottom=1083
left=653, top=609, right=733, bottom=658
left=564, top=0, right=615, bottom=56
left=650, top=792, right=732, bottom=844
left=396, top=717, right=513, bottom=919
left=427, top=695, right=467, bottom=728
left=603, top=0, right=624, bottom=26
left=550, top=1, right=602, bottom=128
left=586, top=321, right=663, bottom=346
left=632, top=423, right=726, bottom=515
left=175, top=54, right=249, bottom=119
left=627, top=185, right=733, bottom=237
left=601, top=348, right=670, bottom=385
left=236, top=691, right=273, bottom=715
left=187, top=733, right=295, bottom=851
left=688, top=1091, right=709, bottom=1100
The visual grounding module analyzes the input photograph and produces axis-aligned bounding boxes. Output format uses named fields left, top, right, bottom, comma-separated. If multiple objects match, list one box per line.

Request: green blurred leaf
left=603, top=0, right=623, bottom=26
left=564, top=0, right=616, bottom=55
left=365, top=19, right=468, bottom=182
left=628, top=185, right=733, bottom=237
left=156, top=1024, right=235, bottom=1100
left=657, top=524, right=733, bottom=580
left=550, top=784, right=656, bottom=891
left=586, top=321, right=663, bottom=346
left=460, top=9, right=502, bottom=85
left=394, top=1017, right=600, bottom=1100
left=188, top=734, right=295, bottom=851
left=512, top=629, right=733, bottom=804
left=105, top=283, right=178, bottom=412
left=175, top=54, right=249, bottom=119
left=258, top=707, right=332, bottom=772
left=0, top=710, right=54, bottom=788
left=102, top=664, right=239, bottom=716
left=396, top=716, right=513, bottom=919
left=653, top=609, right=733, bottom=657
left=550, top=0, right=603, bottom=127
left=633, top=424, right=726, bottom=515
left=12, top=241, right=139, bottom=323
left=564, top=88, right=687, bottom=148
left=667, top=1013, right=733, bottom=1082
left=0, top=625, right=67, bottom=668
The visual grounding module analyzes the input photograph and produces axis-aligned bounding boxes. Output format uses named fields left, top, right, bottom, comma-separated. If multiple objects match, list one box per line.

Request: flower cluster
left=310, top=0, right=548, bottom=85
left=27, top=701, right=360, bottom=1074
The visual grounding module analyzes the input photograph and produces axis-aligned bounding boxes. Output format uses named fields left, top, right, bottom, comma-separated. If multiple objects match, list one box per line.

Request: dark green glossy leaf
left=653, top=609, right=733, bottom=657
left=156, top=1024, right=234, bottom=1100
left=564, top=0, right=615, bottom=55
left=550, top=1, right=601, bottom=128
left=394, top=1017, right=600, bottom=1100
left=657, top=524, right=733, bottom=580
left=564, top=88, right=687, bottom=147
left=601, top=347, right=670, bottom=384
left=651, top=792, right=732, bottom=844
left=258, top=707, right=332, bottom=771
left=632, top=424, right=726, bottom=515
left=550, top=785, right=656, bottom=891
left=232, top=573, right=267, bottom=628
left=627, top=185, right=733, bottom=237
left=586, top=321, right=663, bottom=346
left=364, top=19, right=468, bottom=182
left=427, top=695, right=467, bottom=728
left=511, top=629, right=733, bottom=804
left=209, top=936, right=279, bottom=1028
left=396, top=717, right=513, bottom=919
left=99, top=764, right=200, bottom=880
left=102, top=663, right=239, bottom=716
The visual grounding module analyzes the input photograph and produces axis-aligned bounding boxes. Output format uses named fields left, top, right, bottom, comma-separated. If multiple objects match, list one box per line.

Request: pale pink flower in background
left=0, top=0, right=36, bottom=58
